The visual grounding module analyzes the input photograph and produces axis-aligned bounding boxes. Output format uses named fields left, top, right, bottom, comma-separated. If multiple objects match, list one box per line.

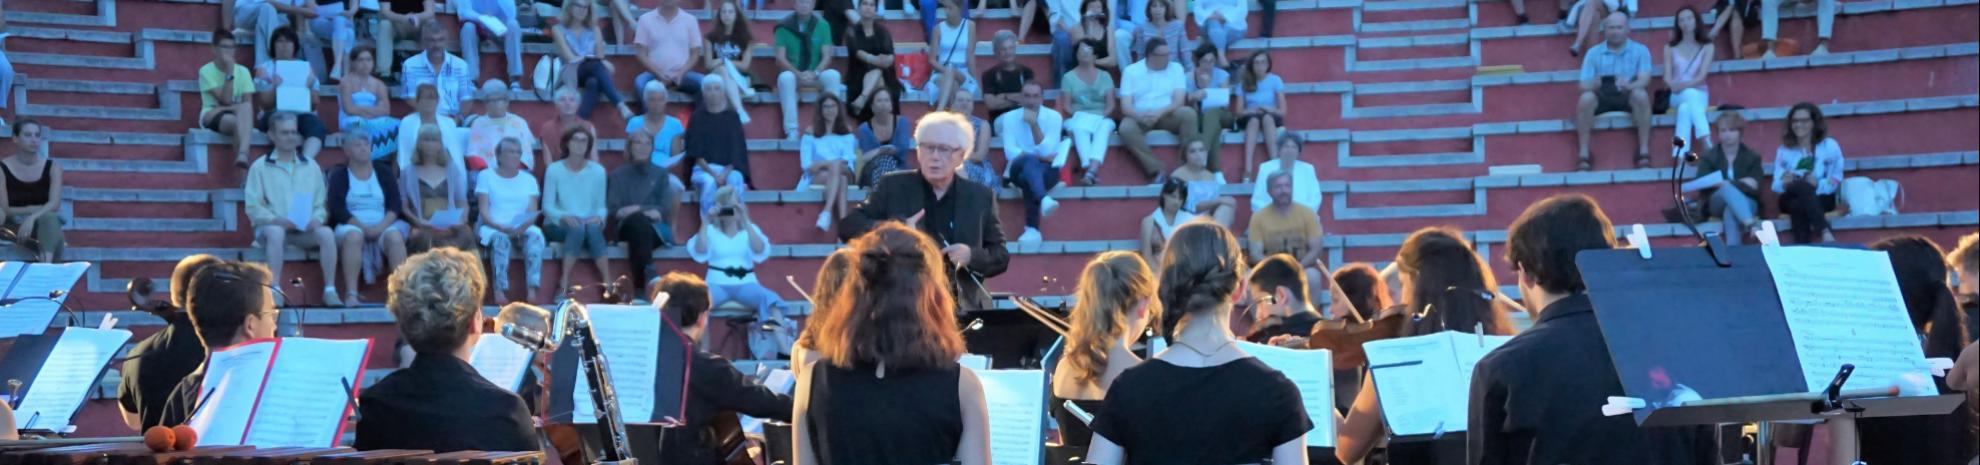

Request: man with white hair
left=839, top=112, right=1010, bottom=311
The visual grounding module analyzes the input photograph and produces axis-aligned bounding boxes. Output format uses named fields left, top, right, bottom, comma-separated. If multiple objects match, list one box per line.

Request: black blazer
left=657, top=350, right=793, bottom=465
left=837, top=171, right=1010, bottom=307
left=354, top=353, right=541, bottom=453
left=326, top=161, right=406, bottom=228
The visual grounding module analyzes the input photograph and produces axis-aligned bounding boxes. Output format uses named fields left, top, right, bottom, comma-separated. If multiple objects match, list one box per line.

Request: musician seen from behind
left=1241, top=254, right=1323, bottom=346
left=119, top=254, right=226, bottom=430
left=1051, top=251, right=1161, bottom=459
left=650, top=271, right=794, bottom=465
left=355, top=248, right=539, bottom=452
left=836, top=112, right=1009, bottom=310
left=158, top=261, right=283, bottom=427
left=789, top=249, right=855, bottom=382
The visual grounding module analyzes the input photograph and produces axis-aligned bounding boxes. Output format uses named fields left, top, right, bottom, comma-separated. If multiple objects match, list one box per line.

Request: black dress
left=843, top=23, right=899, bottom=124
left=118, top=313, right=207, bottom=429
left=354, top=353, right=540, bottom=453
left=1091, top=358, right=1313, bottom=465
left=805, top=361, right=963, bottom=465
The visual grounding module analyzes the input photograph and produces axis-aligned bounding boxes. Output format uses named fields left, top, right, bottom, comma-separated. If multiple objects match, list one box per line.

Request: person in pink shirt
left=634, top=0, right=707, bottom=98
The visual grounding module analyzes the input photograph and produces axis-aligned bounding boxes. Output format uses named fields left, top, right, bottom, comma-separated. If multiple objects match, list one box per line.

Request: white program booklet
left=272, top=60, right=314, bottom=113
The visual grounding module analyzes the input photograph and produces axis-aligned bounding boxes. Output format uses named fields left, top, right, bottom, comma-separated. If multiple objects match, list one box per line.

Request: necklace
left=1173, top=338, right=1233, bottom=358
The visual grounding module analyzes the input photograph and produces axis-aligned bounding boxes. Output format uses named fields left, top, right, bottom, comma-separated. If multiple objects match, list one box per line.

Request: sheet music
left=1202, top=88, right=1232, bottom=108
left=1235, top=342, right=1335, bottom=447
left=286, top=193, right=314, bottom=230
left=0, top=262, right=91, bottom=338
left=972, top=368, right=1045, bottom=465
left=474, top=16, right=509, bottom=37
left=426, top=208, right=466, bottom=229
left=958, top=354, right=991, bottom=371
left=1363, top=331, right=1509, bottom=437
left=191, top=340, right=279, bottom=446
left=12, top=328, right=132, bottom=430
left=763, top=369, right=795, bottom=396
left=572, top=305, right=660, bottom=424
left=470, top=336, right=532, bottom=392
left=273, top=60, right=313, bottom=113
left=245, top=338, right=371, bottom=447
left=1763, top=246, right=1936, bottom=394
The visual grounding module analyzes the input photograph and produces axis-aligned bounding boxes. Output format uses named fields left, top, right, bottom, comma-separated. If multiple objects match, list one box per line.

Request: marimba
left=0, top=441, right=542, bottom=465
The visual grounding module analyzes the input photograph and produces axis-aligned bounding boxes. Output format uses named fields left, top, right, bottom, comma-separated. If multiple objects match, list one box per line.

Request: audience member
left=466, top=80, right=535, bottom=170
left=839, top=113, right=1011, bottom=310
left=705, top=0, right=759, bottom=105
left=1, top=120, right=63, bottom=263
left=247, top=112, right=341, bottom=307
left=537, top=87, right=602, bottom=167
left=854, top=88, right=913, bottom=187
left=301, top=1, right=352, bottom=81
left=1666, top=6, right=1715, bottom=151
left=227, top=0, right=325, bottom=70
left=554, top=1, right=634, bottom=120
left=340, top=46, right=400, bottom=158
left=1246, top=172, right=1323, bottom=268
left=802, top=94, right=859, bottom=232
left=1951, top=233, right=1979, bottom=340
left=1237, top=51, right=1286, bottom=178
left=1241, top=254, right=1324, bottom=345
left=403, top=126, right=477, bottom=253
left=1574, top=11, right=1654, bottom=170
left=328, top=142, right=409, bottom=307
left=998, top=83, right=1066, bottom=244
left=1087, top=221, right=1311, bottom=464
left=1117, top=39, right=1198, bottom=185
left=1771, top=102, right=1843, bottom=244
left=1760, top=0, right=1836, bottom=57
left=821, top=0, right=856, bottom=47
left=1053, top=0, right=1120, bottom=80
left=1193, top=0, right=1247, bottom=66
left=1059, top=39, right=1118, bottom=186
left=118, top=254, right=226, bottom=430
left=1250, top=134, right=1320, bottom=213
left=846, top=0, right=901, bottom=123
left=1126, top=0, right=1185, bottom=69
left=601, top=0, right=639, bottom=46
left=397, top=84, right=462, bottom=171
left=1169, top=140, right=1237, bottom=226
left=624, top=83, right=689, bottom=237
left=634, top=0, right=706, bottom=97
left=686, top=77, right=753, bottom=215
left=954, top=92, right=1002, bottom=189
left=1856, top=236, right=1976, bottom=465
left=250, top=27, right=328, bottom=164
left=1053, top=251, right=1159, bottom=458
left=356, top=248, right=540, bottom=452
left=649, top=272, right=795, bottom=464
left=1683, top=112, right=1761, bottom=245
left=793, top=222, right=992, bottom=465
left=1711, top=0, right=1761, bottom=58
left=688, top=187, right=790, bottom=359
left=1140, top=179, right=1196, bottom=258
left=476, top=138, right=545, bottom=304
left=982, top=30, right=1036, bottom=123
left=458, top=0, right=524, bottom=87
left=609, top=131, right=673, bottom=290
left=400, top=21, right=475, bottom=119
left=157, top=261, right=281, bottom=427
left=928, top=0, right=979, bottom=111
left=1186, top=44, right=1231, bottom=177
left=373, top=0, right=439, bottom=81
left=199, top=31, right=257, bottom=170
left=775, top=0, right=846, bottom=139
left=1566, top=0, right=1632, bottom=56
left=543, top=127, right=611, bottom=300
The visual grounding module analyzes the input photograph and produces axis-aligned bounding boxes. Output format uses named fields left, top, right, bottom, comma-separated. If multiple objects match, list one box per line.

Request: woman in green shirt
left=1057, top=39, right=1117, bottom=187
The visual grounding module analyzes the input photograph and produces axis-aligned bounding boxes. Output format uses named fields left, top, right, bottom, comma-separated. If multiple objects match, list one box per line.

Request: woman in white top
left=543, top=127, right=611, bottom=300
left=802, top=94, right=859, bottom=232
left=688, top=186, right=791, bottom=359
left=1169, top=140, right=1237, bottom=226
left=1664, top=6, right=1715, bottom=152
left=398, top=84, right=460, bottom=173
left=329, top=139, right=409, bottom=307
left=1771, top=102, right=1844, bottom=244
left=477, top=138, right=546, bottom=305
left=926, top=0, right=978, bottom=111
left=1250, top=134, right=1322, bottom=213
left=1141, top=178, right=1197, bottom=259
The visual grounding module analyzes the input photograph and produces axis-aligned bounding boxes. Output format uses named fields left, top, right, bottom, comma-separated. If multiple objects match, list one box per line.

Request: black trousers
left=1775, top=179, right=1835, bottom=244
left=617, top=214, right=662, bottom=289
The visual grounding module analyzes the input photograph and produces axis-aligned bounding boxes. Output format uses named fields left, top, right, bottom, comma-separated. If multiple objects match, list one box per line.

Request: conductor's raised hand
left=942, top=244, right=972, bottom=267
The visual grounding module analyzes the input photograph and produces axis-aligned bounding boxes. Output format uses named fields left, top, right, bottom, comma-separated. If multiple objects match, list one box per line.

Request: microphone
left=500, top=323, right=553, bottom=352
left=1668, top=135, right=1732, bottom=266
left=962, top=318, right=986, bottom=333
left=494, top=302, right=566, bottom=353
left=0, top=289, right=81, bottom=327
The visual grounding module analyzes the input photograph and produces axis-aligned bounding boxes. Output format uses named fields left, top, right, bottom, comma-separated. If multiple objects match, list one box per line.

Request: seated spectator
left=1193, top=0, right=1247, bottom=66
left=1683, top=112, right=1761, bottom=245
left=633, top=0, right=706, bottom=98
left=553, top=1, right=634, bottom=120
left=1771, top=102, right=1843, bottom=244
left=1246, top=171, right=1323, bottom=267
left=927, top=0, right=979, bottom=111
left=845, top=0, right=900, bottom=124
left=601, top=0, right=639, bottom=46
left=997, top=83, right=1066, bottom=244
left=705, top=0, right=759, bottom=104
left=1170, top=140, right=1237, bottom=226
left=1665, top=7, right=1715, bottom=151
left=251, top=27, right=328, bottom=164
left=854, top=88, right=914, bottom=188
left=1760, top=0, right=1836, bottom=57
left=687, top=77, right=753, bottom=215
left=226, top=0, right=328, bottom=71
left=609, top=131, right=676, bottom=290
left=1250, top=133, right=1320, bottom=213
left=397, top=84, right=462, bottom=171
left=328, top=140, right=409, bottom=307
left=775, top=0, right=847, bottom=139
left=457, top=0, right=525, bottom=88
left=1711, top=0, right=1761, bottom=58
left=340, top=46, right=400, bottom=159
left=625, top=82, right=689, bottom=220
left=372, top=0, right=439, bottom=82
left=1, top=120, right=63, bottom=263
left=1186, top=43, right=1232, bottom=178
left=400, top=21, right=475, bottom=119
left=465, top=80, right=535, bottom=171
left=1237, top=51, right=1286, bottom=181
left=1574, top=11, right=1654, bottom=170
left=1050, top=0, right=1120, bottom=81
left=1125, top=0, right=1185, bottom=71
left=476, top=138, right=545, bottom=304
left=1140, top=178, right=1197, bottom=259
left=543, top=127, right=611, bottom=300
left=980, top=30, right=1035, bottom=123
left=538, top=87, right=602, bottom=168
left=1566, top=0, right=1633, bottom=56
left=802, top=94, right=859, bottom=232
left=687, top=187, right=791, bottom=360
left=1059, top=40, right=1117, bottom=186
left=402, top=126, right=478, bottom=254
left=1117, top=39, right=1198, bottom=185
left=200, top=31, right=258, bottom=170
left=247, top=112, right=342, bottom=307
left=952, top=92, right=1000, bottom=189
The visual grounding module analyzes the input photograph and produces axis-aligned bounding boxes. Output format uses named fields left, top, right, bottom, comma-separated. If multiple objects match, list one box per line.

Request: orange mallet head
left=170, top=425, right=199, bottom=451
left=142, top=426, right=176, bottom=452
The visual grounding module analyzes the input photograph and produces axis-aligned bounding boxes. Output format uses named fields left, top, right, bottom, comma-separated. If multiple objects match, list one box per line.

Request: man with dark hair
left=651, top=272, right=793, bottom=465
left=1243, top=253, right=1322, bottom=345
left=1469, top=194, right=1709, bottom=465
left=118, top=255, right=226, bottom=430
left=158, top=262, right=282, bottom=427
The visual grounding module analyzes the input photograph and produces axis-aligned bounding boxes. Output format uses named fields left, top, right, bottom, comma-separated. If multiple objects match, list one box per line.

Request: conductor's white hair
left=914, top=112, right=975, bottom=156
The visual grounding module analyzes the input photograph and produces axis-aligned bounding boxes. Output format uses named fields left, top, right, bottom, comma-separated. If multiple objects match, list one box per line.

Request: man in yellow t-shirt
left=199, top=30, right=258, bottom=170
left=1246, top=170, right=1324, bottom=265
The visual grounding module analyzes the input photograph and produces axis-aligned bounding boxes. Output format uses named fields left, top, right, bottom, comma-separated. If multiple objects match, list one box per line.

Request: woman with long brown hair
left=793, top=222, right=990, bottom=465
left=1051, top=251, right=1161, bottom=458
left=790, top=249, right=855, bottom=380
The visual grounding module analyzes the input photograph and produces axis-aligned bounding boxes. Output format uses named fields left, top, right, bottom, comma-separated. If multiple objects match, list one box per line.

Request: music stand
left=550, top=312, right=692, bottom=465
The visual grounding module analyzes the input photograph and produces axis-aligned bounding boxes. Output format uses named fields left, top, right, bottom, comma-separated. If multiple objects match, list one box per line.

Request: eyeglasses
left=918, top=143, right=965, bottom=156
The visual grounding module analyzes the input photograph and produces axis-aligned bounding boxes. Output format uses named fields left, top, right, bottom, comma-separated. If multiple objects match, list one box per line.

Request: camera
left=716, top=207, right=737, bottom=217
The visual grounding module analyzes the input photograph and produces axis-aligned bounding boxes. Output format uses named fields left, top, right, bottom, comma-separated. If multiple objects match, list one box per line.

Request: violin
left=1303, top=306, right=1409, bottom=369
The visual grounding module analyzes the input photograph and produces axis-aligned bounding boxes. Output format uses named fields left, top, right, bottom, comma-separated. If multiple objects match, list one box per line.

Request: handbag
left=1840, top=177, right=1904, bottom=216
left=896, top=51, right=931, bottom=89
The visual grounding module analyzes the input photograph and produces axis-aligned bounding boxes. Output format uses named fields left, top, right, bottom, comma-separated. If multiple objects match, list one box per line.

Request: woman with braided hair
left=1051, top=251, right=1160, bottom=458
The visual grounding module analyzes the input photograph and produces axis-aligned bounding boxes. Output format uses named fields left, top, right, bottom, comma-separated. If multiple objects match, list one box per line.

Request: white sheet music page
left=1763, top=246, right=1936, bottom=394
left=972, top=368, right=1045, bottom=465
left=190, top=340, right=280, bottom=446
left=245, top=338, right=371, bottom=447
left=572, top=305, right=660, bottom=424
left=12, top=328, right=132, bottom=430
left=470, top=336, right=533, bottom=392
left=0, top=262, right=91, bottom=338
left=1235, top=341, right=1336, bottom=447
left=1364, top=331, right=1467, bottom=437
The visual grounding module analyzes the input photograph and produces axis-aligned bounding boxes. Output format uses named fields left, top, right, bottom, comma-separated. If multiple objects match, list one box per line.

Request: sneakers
left=322, top=287, right=344, bottom=308
left=510, top=81, right=525, bottom=95
left=1019, top=227, right=1043, bottom=243
left=1762, top=50, right=1777, bottom=60
left=1811, top=44, right=1829, bottom=56
left=1040, top=196, right=1060, bottom=219
left=817, top=209, right=834, bottom=232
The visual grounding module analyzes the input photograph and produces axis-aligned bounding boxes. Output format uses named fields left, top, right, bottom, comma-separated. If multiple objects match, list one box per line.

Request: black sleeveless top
left=806, top=361, right=963, bottom=465
left=1, top=160, right=52, bottom=207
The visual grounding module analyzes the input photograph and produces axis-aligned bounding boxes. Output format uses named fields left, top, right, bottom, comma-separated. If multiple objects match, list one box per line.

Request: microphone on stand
left=1669, top=136, right=1732, bottom=267
left=0, top=289, right=80, bottom=327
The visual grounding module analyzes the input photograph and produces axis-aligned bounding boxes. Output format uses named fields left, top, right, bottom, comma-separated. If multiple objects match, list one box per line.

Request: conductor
left=837, top=112, right=1010, bottom=310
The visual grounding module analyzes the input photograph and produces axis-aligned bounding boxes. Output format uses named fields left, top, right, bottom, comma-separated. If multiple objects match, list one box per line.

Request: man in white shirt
left=996, top=83, right=1065, bottom=243
left=1117, top=38, right=1198, bottom=185
left=400, top=21, right=475, bottom=119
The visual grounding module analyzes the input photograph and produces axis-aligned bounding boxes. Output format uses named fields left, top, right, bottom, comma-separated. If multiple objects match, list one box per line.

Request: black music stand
left=959, top=294, right=1060, bottom=369
left=550, top=317, right=693, bottom=465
